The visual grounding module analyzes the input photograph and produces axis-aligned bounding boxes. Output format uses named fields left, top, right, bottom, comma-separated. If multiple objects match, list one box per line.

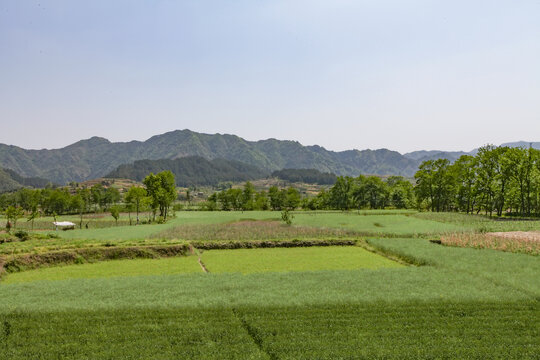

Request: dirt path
left=189, top=244, right=209, bottom=273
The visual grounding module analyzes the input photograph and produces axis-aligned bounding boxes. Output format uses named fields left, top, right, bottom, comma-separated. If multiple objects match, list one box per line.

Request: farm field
left=200, top=246, right=404, bottom=274
left=0, top=210, right=539, bottom=359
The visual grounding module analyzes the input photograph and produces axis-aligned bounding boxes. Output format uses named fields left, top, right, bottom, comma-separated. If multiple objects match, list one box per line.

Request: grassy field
left=2, top=256, right=202, bottom=284
left=0, top=210, right=539, bottom=359
left=200, top=246, right=403, bottom=274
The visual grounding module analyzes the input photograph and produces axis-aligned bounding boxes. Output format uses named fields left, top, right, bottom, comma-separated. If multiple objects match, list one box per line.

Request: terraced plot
left=201, top=246, right=404, bottom=274
left=3, top=256, right=202, bottom=284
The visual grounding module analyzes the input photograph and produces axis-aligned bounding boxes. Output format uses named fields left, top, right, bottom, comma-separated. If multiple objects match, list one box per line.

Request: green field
left=2, top=256, right=202, bottom=284
left=201, top=246, right=403, bottom=274
left=1, top=211, right=539, bottom=359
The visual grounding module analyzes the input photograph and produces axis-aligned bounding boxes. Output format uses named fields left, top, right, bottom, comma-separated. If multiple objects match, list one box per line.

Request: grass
left=2, top=255, right=202, bottom=284
left=200, top=246, right=403, bottom=274
left=292, top=212, right=463, bottom=236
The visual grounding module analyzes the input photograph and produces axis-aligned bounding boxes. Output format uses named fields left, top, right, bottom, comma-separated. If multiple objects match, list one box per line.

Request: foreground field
left=1, top=211, right=539, bottom=359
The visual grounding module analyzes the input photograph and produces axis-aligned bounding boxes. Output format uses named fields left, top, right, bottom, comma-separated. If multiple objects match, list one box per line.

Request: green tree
left=110, top=205, right=120, bottom=225
left=5, top=205, right=23, bottom=232
left=268, top=186, right=285, bottom=210
left=241, top=181, right=255, bottom=211
left=329, top=176, right=354, bottom=210
left=70, top=194, right=86, bottom=229
left=284, top=187, right=301, bottom=210
left=90, top=184, right=104, bottom=213
left=451, top=155, right=477, bottom=214
left=26, top=205, right=40, bottom=231
left=143, top=171, right=177, bottom=220
left=125, top=186, right=147, bottom=224
left=254, top=191, right=269, bottom=210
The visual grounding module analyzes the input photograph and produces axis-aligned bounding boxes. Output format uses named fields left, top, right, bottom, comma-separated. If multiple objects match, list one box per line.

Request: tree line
left=206, top=183, right=302, bottom=211
left=1, top=171, right=177, bottom=229
left=414, top=145, right=540, bottom=216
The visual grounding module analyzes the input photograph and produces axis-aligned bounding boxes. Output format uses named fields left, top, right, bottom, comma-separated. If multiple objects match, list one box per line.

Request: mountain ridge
left=0, top=130, right=538, bottom=185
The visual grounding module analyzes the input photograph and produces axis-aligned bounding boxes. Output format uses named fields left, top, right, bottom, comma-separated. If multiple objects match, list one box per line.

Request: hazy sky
left=1, top=1, right=539, bottom=153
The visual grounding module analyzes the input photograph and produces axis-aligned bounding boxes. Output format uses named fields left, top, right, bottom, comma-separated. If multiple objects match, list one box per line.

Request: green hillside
left=0, top=129, right=420, bottom=184
left=0, top=168, right=52, bottom=193
left=106, top=156, right=268, bottom=187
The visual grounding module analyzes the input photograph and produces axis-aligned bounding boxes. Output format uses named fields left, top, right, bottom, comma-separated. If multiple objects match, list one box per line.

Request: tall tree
left=125, top=186, right=147, bottom=224
left=143, top=171, right=177, bottom=220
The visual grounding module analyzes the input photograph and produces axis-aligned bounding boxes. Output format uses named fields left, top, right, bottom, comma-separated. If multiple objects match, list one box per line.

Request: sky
left=1, top=0, right=539, bottom=153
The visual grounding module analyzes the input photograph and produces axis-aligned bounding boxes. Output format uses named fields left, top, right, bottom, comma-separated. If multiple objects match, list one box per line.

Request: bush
left=14, top=230, right=29, bottom=241
left=281, top=210, right=294, bottom=225
left=173, top=203, right=184, bottom=211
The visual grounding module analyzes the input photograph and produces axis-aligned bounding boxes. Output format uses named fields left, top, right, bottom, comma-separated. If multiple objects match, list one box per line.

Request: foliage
left=125, top=186, right=148, bottom=224
left=143, top=171, right=177, bottom=220
left=271, top=168, right=337, bottom=185
left=109, top=205, right=120, bottom=225
left=414, top=146, right=540, bottom=216
left=280, top=209, right=294, bottom=225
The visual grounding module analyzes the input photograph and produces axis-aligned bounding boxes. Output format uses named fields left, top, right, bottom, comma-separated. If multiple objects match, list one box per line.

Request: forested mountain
left=0, top=129, right=537, bottom=185
left=271, top=169, right=337, bottom=185
left=0, top=168, right=52, bottom=193
left=0, top=130, right=419, bottom=184
left=106, top=157, right=267, bottom=187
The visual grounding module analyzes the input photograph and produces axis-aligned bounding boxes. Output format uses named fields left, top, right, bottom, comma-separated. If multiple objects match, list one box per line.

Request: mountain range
left=0, top=130, right=538, bottom=185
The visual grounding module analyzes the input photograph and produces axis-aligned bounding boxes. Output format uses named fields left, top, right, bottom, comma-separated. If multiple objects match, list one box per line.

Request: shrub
left=281, top=210, right=294, bottom=225
left=14, top=230, right=30, bottom=241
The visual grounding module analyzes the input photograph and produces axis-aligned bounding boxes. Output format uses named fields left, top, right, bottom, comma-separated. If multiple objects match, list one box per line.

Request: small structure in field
left=53, top=221, right=76, bottom=231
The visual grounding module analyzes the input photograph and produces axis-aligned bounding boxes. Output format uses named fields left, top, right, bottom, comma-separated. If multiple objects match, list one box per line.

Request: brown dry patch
left=151, top=220, right=359, bottom=242
left=441, top=232, right=540, bottom=255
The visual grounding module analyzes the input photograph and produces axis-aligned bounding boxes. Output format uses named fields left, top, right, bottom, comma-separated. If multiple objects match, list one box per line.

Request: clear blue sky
left=1, top=0, right=539, bottom=153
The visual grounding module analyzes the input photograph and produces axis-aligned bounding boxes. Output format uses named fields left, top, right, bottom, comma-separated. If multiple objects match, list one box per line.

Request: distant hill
left=0, top=130, right=538, bottom=184
left=404, top=142, right=540, bottom=162
left=0, top=168, right=52, bottom=193
left=106, top=156, right=268, bottom=187
left=271, top=168, right=337, bottom=185
left=0, top=130, right=420, bottom=184
left=499, top=141, right=540, bottom=149
left=403, top=150, right=470, bottom=163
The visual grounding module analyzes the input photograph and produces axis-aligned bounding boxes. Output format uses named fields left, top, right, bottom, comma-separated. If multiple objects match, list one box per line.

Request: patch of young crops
left=236, top=302, right=540, bottom=359
left=292, top=212, right=463, bottom=236
left=2, top=255, right=202, bottom=284
left=200, top=246, right=403, bottom=274
left=0, top=302, right=537, bottom=360
left=0, top=308, right=266, bottom=359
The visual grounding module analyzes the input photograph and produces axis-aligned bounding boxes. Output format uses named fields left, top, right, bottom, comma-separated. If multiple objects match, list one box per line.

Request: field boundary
left=190, top=239, right=357, bottom=250
left=0, top=244, right=191, bottom=276
left=364, top=239, right=432, bottom=266
left=232, top=308, right=278, bottom=360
